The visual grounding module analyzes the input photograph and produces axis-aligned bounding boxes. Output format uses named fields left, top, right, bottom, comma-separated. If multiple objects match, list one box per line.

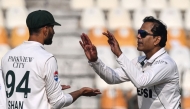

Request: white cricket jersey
left=1, top=41, right=73, bottom=109
left=89, top=48, right=181, bottom=109
left=0, top=67, right=6, bottom=109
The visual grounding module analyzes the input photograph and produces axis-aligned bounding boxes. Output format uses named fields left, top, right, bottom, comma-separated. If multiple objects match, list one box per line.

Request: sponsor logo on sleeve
left=54, top=71, right=58, bottom=82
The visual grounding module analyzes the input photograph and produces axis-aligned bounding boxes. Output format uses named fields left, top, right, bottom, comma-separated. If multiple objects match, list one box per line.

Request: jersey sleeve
left=89, top=58, right=130, bottom=84
left=44, top=57, right=73, bottom=109
left=116, top=53, right=175, bottom=88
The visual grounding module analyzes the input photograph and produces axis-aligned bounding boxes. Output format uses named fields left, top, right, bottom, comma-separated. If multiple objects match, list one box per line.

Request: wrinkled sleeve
left=89, top=58, right=130, bottom=84
left=44, top=57, right=73, bottom=109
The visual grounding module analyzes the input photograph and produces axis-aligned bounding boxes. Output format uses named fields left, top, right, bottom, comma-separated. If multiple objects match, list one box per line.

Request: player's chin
left=44, top=39, right=53, bottom=45
left=44, top=41, right=53, bottom=45
left=137, top=46, right=143, bottom=51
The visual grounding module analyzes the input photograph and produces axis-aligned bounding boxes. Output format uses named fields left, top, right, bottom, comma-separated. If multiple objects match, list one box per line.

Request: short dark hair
left=28, top=25, right=54, bottom=35
left=28, top=28, right=41, bottom=35
left=143, top=16, right=167, bottom=47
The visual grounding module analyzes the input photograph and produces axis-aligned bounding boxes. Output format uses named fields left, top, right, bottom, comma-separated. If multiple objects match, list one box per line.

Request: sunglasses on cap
left=138, top=30, right=155, bottom=38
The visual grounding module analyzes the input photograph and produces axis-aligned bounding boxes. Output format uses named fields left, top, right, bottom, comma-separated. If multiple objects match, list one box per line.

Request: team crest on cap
left=54, top=71, right=58, bottom=82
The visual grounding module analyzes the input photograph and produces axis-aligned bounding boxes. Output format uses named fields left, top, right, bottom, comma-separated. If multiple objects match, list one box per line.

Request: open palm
left=79, top=33, right=98, bottom=62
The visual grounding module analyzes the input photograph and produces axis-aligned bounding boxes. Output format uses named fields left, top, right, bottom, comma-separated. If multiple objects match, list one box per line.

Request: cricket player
left=0, top=68, right=6, bottom=109
left=1, top=10, right=101, bottom=109
left=80, top=16, right=181, bottom=109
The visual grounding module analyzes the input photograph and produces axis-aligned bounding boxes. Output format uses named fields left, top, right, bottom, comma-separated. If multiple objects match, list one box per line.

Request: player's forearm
left=89, top=58, right=128, bottom=84
left=69, top=89, right=83, bottom=103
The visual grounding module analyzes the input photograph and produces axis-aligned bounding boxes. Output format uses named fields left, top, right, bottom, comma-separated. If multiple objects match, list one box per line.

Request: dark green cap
left=26, top=10, right=61, bottom=29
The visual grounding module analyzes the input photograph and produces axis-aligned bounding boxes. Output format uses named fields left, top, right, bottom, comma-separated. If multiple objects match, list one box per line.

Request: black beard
left=44, top=31, right=54, bottom=45
left=44, top=37, right=53, bottom=45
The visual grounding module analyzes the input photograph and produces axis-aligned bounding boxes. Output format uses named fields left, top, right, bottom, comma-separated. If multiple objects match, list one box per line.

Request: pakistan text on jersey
left=8, top=101, right=24, bottom=109
left=8, top=56, right=34, bottom=63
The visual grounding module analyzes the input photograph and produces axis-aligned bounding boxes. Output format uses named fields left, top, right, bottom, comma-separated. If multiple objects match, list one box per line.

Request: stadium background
left=1, top=0, right=190, bottom=109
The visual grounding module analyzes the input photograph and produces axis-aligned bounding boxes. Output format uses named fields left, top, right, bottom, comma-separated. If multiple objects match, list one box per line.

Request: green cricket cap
left=26, top=10, right=61, bottom=29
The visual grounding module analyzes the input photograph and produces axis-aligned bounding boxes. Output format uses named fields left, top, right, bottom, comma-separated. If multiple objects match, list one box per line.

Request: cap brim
left=52, top=22, right=61, bottom=26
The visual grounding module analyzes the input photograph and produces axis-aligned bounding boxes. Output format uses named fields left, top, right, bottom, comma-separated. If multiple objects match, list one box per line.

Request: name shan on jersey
left=8, top=100, right=24, bottom=109
left=8, top=56, right=34, bottom=68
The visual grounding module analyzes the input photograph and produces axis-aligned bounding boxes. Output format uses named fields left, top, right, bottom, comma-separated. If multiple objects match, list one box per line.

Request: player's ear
left=42, top=26, right=48, bottom=37
left=154, top=36, right=161, bottom=46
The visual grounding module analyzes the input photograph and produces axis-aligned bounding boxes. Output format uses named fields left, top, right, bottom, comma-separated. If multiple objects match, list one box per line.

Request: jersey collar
left=146, top=48, right=166, bottom=63
left=138, top=48, right=166, bottom=64
left=23, top=41, right=44, bottom=49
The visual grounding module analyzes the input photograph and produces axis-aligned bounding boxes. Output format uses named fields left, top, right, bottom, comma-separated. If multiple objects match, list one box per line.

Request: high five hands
left=79, top=31, right=122, bottom=62
left=102, top=31, right=122, bottom=57
left=79, top=33, right=98, bottom=62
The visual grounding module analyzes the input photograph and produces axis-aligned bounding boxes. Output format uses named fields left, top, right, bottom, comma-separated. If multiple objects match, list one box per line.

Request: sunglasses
left=138, top=30, right=154, bottom=38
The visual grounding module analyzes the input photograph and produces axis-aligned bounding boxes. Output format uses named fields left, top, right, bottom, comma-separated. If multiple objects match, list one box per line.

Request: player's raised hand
left=79, top=33, right=98, bottom=62
left=61, top=85, right=71, bottom=90
left=102, top=31, right=122, bottom=57
left=80, top=87, right=101, bottom=96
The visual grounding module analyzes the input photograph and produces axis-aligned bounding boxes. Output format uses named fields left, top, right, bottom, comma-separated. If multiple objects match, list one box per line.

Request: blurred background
left=1, top=0, right=190, bottom=109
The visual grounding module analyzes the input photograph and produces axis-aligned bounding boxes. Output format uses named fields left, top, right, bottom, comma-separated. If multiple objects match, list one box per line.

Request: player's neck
left=144, top=47, right=161, bottom=59
left=28, top=35, right=44, bottom=45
